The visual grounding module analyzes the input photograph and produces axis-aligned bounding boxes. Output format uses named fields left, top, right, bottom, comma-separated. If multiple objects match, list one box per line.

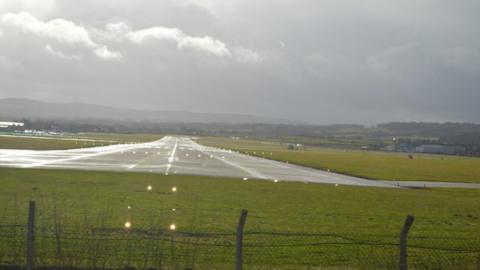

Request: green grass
left=0, top=133, right=163, bottom=150
left=78, top=133, right=165, bottom=144
left=0, top=135, right=94, bottom=150
left=0, top=167, right=479, bottom=269
left=197, top=136, right=480, bottom=183
left=261, top=135, right=389, bottom=149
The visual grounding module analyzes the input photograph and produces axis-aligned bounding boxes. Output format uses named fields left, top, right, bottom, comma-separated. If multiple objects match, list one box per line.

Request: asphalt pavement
left=1, top=136, right=479, bottom=189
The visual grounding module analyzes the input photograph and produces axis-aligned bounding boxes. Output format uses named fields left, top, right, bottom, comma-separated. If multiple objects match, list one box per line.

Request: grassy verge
left=0, top=167, right=479, bottom=269
left=0, top=133, right=162, bottom=150
left=196, top=136, right=480, bottom=183
left=78, top=133, right=164, bottom=144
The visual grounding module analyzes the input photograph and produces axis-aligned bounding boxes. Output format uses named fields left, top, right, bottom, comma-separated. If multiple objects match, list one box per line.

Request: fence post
left=399, top=215, right=414, bottom=270
left=26, top=200, right=36, bottom=270
left=236, top=209, right=248, bottom=270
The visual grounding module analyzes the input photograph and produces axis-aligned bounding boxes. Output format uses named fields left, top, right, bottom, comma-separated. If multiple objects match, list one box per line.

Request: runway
left=1, top=136, right=479, bottom=189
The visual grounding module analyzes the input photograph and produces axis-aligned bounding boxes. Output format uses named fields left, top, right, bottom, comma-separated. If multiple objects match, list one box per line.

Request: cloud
left=1, top=1, right=479, bottom=124
left=123, top=24, right=258, bottom=60
left=304, top=53, right=331, bottom=67
left=180, top=0, right=217, bottom=15
left=0, top=55, right=23, bottom=72
left=434, top=47, right=480, bottom=72
left=233, top=47, right=262, bottom=63
left=105, top=22, right=130, bottom=36
left=1, top=12, right=121, bottom=60
left=0, top=55, right=11, bottom=70
left=125, top=25, right=230, bottom=57
left=44, top=44, right=81, bottom=60
left=0, top=0, right=56, bottom=18
left=125, top=26, right=183, bottom=43
left=178, top=36, right=230, bottom=57
left=1, top=12, right=260, bottom=63
left=2, top=12, right=95, bottom=46
left=93, top=46, right=122, bottom=60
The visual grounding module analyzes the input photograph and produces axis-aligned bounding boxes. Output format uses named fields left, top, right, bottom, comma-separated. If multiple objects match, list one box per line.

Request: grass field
left=254, top=135, right=390, bottom=149
left=0, top=133, right=163, bottom=150
left=197, top=137, right=480, bottom=184
left=0, top=167, right=479, bottom=269
left=78, top=133, right=165, bottom=144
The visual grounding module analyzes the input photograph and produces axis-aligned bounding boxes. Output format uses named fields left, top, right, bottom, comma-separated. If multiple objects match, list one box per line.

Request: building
left=0, top=121, right=24, bottom=128
left=414, top=144, right=466, bottom=155
left=287, top=143, right=304, bottom=150
left=384, top=143, right=415, bottom=152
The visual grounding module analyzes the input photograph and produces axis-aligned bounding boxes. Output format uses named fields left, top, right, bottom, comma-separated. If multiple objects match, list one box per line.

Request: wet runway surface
left=1, top=136, right=479, bottom=189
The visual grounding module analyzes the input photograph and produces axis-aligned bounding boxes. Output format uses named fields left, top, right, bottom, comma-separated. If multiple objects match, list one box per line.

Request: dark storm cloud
left=0, top=0, right=479, bottom=124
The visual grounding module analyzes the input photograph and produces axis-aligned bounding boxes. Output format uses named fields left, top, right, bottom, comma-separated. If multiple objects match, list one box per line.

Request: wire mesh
left=0, top=194, right=479, bottom=270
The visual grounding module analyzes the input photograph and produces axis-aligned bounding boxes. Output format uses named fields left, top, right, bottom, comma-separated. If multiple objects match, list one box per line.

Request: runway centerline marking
left=165, top=137, right=178, bottom=175
left=1, top=136, right=479, bottom=189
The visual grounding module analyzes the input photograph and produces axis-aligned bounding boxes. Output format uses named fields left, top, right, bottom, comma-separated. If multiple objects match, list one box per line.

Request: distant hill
left=0, top=98, right=299, bottom=124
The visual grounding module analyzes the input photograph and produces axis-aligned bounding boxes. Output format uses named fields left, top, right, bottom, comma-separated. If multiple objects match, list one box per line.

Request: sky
left=0, top=0, right=479, bottom=125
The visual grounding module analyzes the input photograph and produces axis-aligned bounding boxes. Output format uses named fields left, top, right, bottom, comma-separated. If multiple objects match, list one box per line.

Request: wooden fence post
left=399, top=215, right=414, bottom=270
left=236, top=209, right=248, bottom=270
left=26, top=200, right=36, bottom=270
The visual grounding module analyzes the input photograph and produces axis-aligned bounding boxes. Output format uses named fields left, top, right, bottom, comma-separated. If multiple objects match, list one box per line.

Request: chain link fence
left=1, top=201, right=479, bottom=270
